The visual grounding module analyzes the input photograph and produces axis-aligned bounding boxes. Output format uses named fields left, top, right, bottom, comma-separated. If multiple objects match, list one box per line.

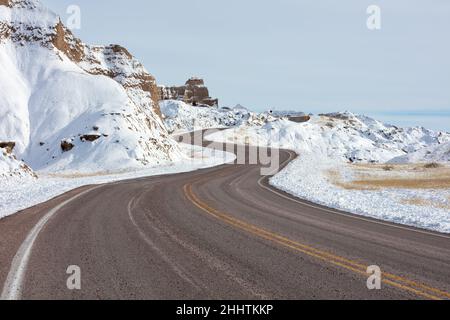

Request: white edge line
left=0, top=186, right=102, bottom=300
left=259, top=150, right=450, bottom=240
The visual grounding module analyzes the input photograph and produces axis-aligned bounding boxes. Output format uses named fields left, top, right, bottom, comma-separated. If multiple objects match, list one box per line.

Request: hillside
left=160, top=100, right=277, bottom=134
left=389, top=142, right=450, bottom=164
left=207, top=111, right=450, bottom=164
left=0, top=0, right=182, bottom=174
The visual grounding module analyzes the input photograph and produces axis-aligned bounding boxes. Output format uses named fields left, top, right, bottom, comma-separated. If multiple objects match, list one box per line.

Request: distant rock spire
left=159, top=77, right=219, bottom=107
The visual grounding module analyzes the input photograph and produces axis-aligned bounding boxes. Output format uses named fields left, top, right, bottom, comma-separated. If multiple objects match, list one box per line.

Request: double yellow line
left=183, top=183, right=450, bottom=300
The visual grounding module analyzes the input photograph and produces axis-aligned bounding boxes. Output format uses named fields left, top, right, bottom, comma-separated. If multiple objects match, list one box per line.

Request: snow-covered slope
left=161, top=100, right=241, bottom=133
left=160, top=100, right=277, bottom=134
left=0, top=147, right=34, bottom=179
left=0, top=0, right=182, bottom=174
left=208, top=112, right=450, bottom=164
left=390, top=142, right=450, bottom=164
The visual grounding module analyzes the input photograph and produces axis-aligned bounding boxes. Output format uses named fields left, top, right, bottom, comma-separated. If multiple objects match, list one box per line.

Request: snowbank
left=270, top=155, right=450, bottom=233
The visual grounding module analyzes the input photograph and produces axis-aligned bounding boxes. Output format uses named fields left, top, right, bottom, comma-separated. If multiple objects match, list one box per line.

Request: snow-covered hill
left=208, top=111, right=450, bottom=164
left=160, top=100, right=278, bottom=134
left=390, top=142, right=450, bottom=164
left=0, top=0, right=182, bottom=174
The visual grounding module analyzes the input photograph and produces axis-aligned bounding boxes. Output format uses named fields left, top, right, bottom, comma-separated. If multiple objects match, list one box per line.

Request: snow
left=0, top=143, right=235, bottom=219
left=2, top=1, right=449, bottom=233
left=0, top=148, right=34, bottom=179
left=207, top=113, right=450, bottom=164
left=160, top=100, right=278, bottom=134
left=207, top=113, right=450, bottom=233
left=390, top=142, right=450, bottom=164
left=0, top=0, right=182, bottom=175
left=270, top=155, right=450, bottom=234
left=0, top=41, right=180, bottom=172
left=160, top=100, right=251, bottom=134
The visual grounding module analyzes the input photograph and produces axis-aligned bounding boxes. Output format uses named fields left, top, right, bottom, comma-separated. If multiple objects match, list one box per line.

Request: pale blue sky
left=43, top=0, right=450, bottom=131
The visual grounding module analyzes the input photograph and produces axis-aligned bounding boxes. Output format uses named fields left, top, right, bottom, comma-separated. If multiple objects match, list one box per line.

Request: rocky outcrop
left=80, top=44, right=162, bottom=117
left=52, top=20, right=84, bottom=63
left=159, top=77, right=219, bottom=107
left=1, top=0, right=57, bottom=44
left=60, top=140, right=74, bottom=152
left=0, top=22, right=12, bottom=42
left=2, top=0, right=163, bottom=119
left=0, top=142, right=15, bottom=153
left=289, top=115, right=311, bottom=123
left=80, top=134, right=101, bottom=142
left=0, top=0, right=11, bottom=7
left=0, top=0, right=12, bottom=41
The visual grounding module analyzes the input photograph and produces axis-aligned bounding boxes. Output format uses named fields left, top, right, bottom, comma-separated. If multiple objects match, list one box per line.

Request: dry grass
left=351, top=178, right=450, bottom=189
left=326, top=169, right=377, bottom=190
left=402, top=197, right=450, bottom=210
left=44, top=170, right=133, bottom=178
left=424, top=162, right=441, bottom=169
left=327, top=163, right=450, bottom=190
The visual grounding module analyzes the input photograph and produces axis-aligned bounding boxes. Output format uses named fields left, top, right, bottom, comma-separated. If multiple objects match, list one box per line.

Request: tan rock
left=0, top=0, right=11, bottom=7
left=159, top=77, right=219, bottom=107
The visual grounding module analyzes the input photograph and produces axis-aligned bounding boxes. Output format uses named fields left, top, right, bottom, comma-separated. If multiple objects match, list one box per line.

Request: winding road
left=1, top=130, right=449, bottom=300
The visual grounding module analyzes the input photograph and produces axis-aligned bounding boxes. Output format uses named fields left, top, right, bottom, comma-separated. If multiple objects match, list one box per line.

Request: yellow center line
left=183, top=183, right=450, bottom=300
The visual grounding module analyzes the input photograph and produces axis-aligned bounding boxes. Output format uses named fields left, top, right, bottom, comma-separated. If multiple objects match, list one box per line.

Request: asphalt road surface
left=1, top=130, right=449, bottom=300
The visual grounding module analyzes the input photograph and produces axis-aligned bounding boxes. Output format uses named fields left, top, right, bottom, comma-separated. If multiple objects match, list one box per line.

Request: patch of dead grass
left=44, top=169, right=135, bottom=179
left=326, top=169, right=377, bottom=190
left=402, top=197, right=450, bottom=210
left=327, top=163, right=450, bottom=190
left=351, top=178, right=450, bottom=189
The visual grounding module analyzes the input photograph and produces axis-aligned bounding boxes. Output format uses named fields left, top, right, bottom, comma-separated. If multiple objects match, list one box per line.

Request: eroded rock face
left=52, top=20, right=84, bottom=62
left=1, top=0, right=57, bottom=45
left=2, top=0, right=163, bottom=120
left=0, top=0, right=11, bottom=7
left=0, top=22, right=12, bottom=42
left=80, top=134, right=101, bottom=142
left=80, top=44, right=162, bottom=117
left=159, top=77, right=219, bottom=107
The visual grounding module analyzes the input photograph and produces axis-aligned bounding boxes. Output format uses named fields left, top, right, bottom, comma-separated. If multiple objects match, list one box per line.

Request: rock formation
left=159, top=77, right=219, bottom=107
